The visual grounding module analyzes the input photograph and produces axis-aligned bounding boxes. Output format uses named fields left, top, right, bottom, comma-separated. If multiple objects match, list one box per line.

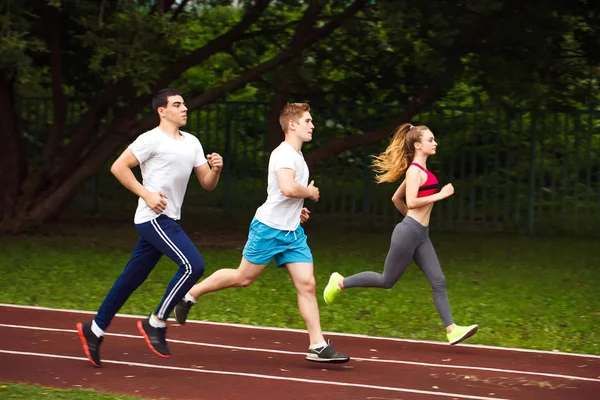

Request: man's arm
left=276, top=169, right=319, bottom=201
left=110, top=149, right=167, bottom=213
left=194, top=153, right=223, bottom=191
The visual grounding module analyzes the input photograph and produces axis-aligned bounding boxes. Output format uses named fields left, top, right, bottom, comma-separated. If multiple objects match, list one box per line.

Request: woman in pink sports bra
left=324, top=123, right=479, bottom=346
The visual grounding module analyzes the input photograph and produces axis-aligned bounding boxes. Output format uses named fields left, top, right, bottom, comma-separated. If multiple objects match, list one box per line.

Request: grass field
left=1, top=215, right=599, bottom=399
left=0, top=383, right=141, bottom=399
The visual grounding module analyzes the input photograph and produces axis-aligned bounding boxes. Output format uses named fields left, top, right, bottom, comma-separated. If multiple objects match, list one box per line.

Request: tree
left=296, top=0, right=600, bottom=167
left=0, top=0, right=368, bottom=231
left=2, top=0, right=598, bottom=231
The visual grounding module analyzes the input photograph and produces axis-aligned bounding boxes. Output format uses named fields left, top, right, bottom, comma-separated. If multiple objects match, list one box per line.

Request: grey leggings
left=343, top=216, right=454, bottom=327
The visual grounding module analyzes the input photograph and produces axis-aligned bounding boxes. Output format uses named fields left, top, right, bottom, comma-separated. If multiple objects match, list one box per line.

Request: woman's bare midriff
left=407, top=203, right=434, bottom=226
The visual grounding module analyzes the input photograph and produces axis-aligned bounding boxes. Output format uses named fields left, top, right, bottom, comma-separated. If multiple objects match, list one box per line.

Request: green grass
left=0, top=383, right=144, bottom=399
left=1, top=217, right=598, bottom=354
left=0, top=218, right=599, bottom=399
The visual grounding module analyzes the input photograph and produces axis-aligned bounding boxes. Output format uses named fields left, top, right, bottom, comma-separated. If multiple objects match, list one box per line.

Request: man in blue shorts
left=76, top=88, right=223, bottom=367
left=174, top=102, right=349, bottom=363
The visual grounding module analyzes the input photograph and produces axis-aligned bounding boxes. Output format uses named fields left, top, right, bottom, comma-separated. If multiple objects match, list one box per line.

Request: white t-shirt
left=254, top=142, right=309, bottom=231
left=128, top=127, right=207, bottom=224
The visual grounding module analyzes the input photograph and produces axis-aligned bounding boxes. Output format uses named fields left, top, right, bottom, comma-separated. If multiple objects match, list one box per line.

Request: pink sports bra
left=410, top=163, right=440, bottom=198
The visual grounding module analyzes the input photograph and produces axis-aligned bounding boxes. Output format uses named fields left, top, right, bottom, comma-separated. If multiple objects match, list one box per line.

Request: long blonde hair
left=371, top=123, right=429, bottom=183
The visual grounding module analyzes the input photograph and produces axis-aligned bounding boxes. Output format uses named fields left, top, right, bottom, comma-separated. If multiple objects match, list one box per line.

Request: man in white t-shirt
left=174, top=103, right=350, bottom=363
left=76, top=88, right=223, bottom=367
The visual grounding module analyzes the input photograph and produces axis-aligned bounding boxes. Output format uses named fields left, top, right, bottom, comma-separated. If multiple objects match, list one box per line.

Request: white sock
left=91, top=320, right=104, bottom=338
left=149, top=314, right=166, bottom=329
left=184, top=293, right=197, bottom=304
left=309, top=341, right=328, bottom=350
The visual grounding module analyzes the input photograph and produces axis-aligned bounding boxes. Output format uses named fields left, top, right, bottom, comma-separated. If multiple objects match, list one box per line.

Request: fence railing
left=19, top=99, right=600, bottom=234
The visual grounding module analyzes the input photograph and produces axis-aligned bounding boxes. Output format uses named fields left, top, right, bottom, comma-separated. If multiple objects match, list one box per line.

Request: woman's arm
left=391, top=179, right=408, bottom=215
left=405, top=166, right=454, bottom=209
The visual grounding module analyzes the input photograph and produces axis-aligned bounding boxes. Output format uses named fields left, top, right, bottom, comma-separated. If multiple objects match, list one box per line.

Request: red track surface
left=1, top=304, right=599, bottom=400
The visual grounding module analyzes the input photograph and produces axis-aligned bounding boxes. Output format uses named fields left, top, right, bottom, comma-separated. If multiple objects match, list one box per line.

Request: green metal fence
left=19, top=99, right=600, bottom=234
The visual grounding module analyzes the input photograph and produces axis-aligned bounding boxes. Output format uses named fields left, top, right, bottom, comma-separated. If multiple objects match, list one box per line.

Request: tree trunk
left=264, top=67, right=296, bottom=153
left=3, top=114, right=136, bottom=232
left=0, top=75, right=26, bottom=224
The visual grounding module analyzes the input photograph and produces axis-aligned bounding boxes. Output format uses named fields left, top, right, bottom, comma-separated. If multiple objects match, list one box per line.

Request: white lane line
left=2, top=323, right=598, bottom=383
left=0, top=349, right=509, bottom=400
left=2, top=303, right=599, bottom=359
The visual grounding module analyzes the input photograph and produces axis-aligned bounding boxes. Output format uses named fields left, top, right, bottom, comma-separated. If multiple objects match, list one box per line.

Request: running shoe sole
left=137, top=320, right=171, bottom=358
left=449, top=325, right=479, bottom=345
left=76, top=322, right=101, bottom=367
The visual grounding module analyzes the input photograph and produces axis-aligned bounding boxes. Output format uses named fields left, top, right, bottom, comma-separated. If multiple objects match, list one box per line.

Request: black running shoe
left=306, top=340, right=350, bottom=363
left=76, top=321, right=104, bottom=367
left=137, top=318, right=170, bottom=358
left=174, top=298, right=194, bottom=325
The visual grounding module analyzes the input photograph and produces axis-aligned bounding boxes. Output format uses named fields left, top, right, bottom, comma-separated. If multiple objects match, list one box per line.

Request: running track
left=1, top=304, right=599, bottom=400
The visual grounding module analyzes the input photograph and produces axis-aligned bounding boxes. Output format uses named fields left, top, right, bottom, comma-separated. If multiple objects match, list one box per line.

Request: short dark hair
left=152, top=88, right=182, bottom=115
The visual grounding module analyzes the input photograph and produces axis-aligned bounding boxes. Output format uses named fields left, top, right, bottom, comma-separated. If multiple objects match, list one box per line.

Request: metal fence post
left=224, top=104, right=231, bottom=210
left=528, top=114, right=536, bottom=235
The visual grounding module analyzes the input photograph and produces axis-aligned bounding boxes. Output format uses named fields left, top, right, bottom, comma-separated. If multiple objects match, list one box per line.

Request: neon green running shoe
left=447, top=324, right=479, bottom=345
left=323, top=272, right=344, bottom=305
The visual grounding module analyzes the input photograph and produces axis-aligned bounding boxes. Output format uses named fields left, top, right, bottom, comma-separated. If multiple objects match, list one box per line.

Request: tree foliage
left=0, top=0, right=368, bottom=231
left=1, top=0, right=598, bottom=231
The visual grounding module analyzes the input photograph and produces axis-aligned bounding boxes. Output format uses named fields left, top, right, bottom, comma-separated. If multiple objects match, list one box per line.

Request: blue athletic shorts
left=242, top=218, right=313, bottom=267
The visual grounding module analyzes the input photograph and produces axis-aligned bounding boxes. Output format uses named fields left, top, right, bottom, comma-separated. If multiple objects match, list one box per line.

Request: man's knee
left=234, top=276, right=255, bottom=288
left=296, top=275, right=316, bottom=293
left=189, top=257, right=205, bottom=279
left=233, top=270, right=257, bottom=288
